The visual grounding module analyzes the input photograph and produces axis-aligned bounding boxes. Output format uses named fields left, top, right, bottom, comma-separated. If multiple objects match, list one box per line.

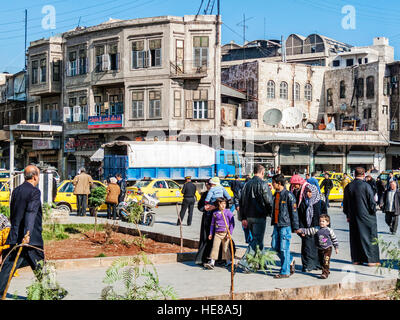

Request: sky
left=1, top=0, right=400, bottom=73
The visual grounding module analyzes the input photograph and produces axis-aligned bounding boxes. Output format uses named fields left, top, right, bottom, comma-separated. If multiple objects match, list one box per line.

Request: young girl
left=204, top=198, right=235, bottom=270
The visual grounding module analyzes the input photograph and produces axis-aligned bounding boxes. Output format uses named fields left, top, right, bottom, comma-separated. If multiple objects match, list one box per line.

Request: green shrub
left=0, top=204, right=10, bottom=218
left=88, top=186, right=107, bottom=209
left=245, top=246, right=277, bottom=274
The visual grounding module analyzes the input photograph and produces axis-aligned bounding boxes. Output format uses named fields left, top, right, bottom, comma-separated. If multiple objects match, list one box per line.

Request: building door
left=67, top=154, right=77, bottom=179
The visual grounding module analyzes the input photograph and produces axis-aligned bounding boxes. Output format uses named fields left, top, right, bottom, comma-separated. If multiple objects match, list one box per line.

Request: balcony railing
left=170, top=60, right=208, bottom=80
left=94, top=102, right=124, bottom=117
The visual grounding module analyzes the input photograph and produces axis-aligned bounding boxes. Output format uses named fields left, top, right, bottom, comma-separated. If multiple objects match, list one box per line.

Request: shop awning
left=90, top=148, right=104, bottom=162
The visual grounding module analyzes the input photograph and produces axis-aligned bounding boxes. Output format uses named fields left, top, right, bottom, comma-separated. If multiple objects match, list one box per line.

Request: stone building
left=25, top=15, right=221, bottom=179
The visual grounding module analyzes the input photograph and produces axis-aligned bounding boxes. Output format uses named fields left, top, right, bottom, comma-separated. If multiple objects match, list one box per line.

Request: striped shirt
left=300, top=226, right=339, bottom=250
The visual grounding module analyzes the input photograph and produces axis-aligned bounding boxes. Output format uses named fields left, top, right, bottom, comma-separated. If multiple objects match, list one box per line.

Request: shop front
left=314, top=152, right=344, bottom=173
left=64, top=134, right=104, bottom=180
left=347, top=151, right=375, bottom=173
left=32, top=139, right=61, bottom=169
left=279, top=144, right=310, bottom=175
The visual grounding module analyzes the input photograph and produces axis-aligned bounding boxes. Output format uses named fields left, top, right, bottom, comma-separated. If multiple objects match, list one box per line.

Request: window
left=149, top=91, right=161, bottom=119
left=305, top=83, right=312, bottom=101
left=295, top=82, right=300, bottom=101
left=108, top=44, right=119, bottom=71
left=132, top=40, right=146, bottom=69
left=149, top=39, right=161, bottom=67
left=174, top=90, right=182, bottom=117
left=51, top=103, right=59, bottom=122
left=267, top=80, right=275, bottom=98
left=153, top=180, right=167, bottom=189
left=53, top=60, right=60, bottom=81
left=94, top=96, right=102, bottom=116
left=356, top=78, right=364, bottom=98
left=31, top=61, right=38, bottom=84
left=383, top=105, right=388, bottom=115
left=68, top=52, right=77, bottom=76
left=109, top=95, right=123, bottom=115
left=358, top=58, right=362, bottom=65
left=43, top=104, right=50, bottom=122
left=346, top=59, right=354, bottom=66
left=340, top=80, right=346, bottom=99
left=327, top=88, right=333, bottom=106
left=132, top=91, right=144, bottom=119
left=95, top=46, right=104, bottom=73
left=167, top=180, right=180, bottom=189
left=69, top=97, right=77, bottom=122
left=193, top=101, right=208, bottom=119
left=79, top=49, right=87, bottom=75
left=79, top=96, right=88, bottom=122
left=363, top=108, right=372, bottom=119
left=280, top=81, right=288, bottom=99
left=365, top=58, right=368, bottom=64
left=366, top=76, right=374, bottom=99
left=40, top=58, right=47, bottom=83
left=247, top=79, right=254, bottom=96
left=332, top=60, right=340, bottom=67
left=193, top=36, right=209, bottom=68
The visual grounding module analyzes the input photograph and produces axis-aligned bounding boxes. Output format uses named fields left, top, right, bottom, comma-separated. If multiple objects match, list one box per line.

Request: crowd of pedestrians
left=194, top=165, right=389, bottom=280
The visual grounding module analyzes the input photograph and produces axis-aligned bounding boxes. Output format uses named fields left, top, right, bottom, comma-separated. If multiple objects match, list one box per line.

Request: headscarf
left=303, top=183, right=321, bottom=227
left=290, top=175, right=307, bottom=207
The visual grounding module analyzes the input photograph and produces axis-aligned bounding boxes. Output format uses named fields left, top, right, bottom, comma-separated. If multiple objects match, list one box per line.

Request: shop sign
left=88, top=115, right=123, bottom=129
left=64, top=137, right=102, bottom=153
left=33, top=139, right=60, bottom=150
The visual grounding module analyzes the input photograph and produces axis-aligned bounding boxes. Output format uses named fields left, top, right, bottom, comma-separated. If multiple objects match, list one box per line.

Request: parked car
left=316, top=177, right=344, bottom=201
left=54, top=180, right=108, bottom=213
left=0, top=178, right=10, bottom=207
left=126, top=178, right=201, bottom=204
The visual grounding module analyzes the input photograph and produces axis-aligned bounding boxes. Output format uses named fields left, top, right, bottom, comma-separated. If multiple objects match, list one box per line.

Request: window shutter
left=146, top=50, right=151, bottom=68
left=186, top=100, right=193, bottom=119
left=116, top=53, right=120, bottom=70
left=76, top=58, right=80, bottom=75
left=208, top=100, right=215, bottom=119
left=63, top=107, right=71, bottom=122
left=67, top=61, right=71, bottom=77
left=73, top=106, right=81, bottom=122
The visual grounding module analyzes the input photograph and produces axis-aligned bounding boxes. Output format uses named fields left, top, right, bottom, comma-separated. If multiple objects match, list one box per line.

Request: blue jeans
left=238, top=217, right=266, bottom=271
left=271, top=226, right=293, bottom=275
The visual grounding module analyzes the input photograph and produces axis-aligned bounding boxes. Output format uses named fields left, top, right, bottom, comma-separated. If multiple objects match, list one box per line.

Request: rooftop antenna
left=236, top=14, right=254, bottom=61
left=77, top=16, right=81, bottom=28
left=264, top=17, right=266, bottom=40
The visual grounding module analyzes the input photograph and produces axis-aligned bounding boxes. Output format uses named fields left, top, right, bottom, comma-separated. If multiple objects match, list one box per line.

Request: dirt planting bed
left=44, top=230, right=196, bottom=260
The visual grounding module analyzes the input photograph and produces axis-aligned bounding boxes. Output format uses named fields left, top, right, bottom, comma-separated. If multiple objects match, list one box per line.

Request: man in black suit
left=0, top=165, right=44, bottom=297
left=177, top=176, right=197, bottom=226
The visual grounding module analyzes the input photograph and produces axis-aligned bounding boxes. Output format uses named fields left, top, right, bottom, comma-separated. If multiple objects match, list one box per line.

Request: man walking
left=229, top=175, right=244, bottom=213
left=386, top=172, right=397, bottom=191
left=320, top=173, right=333, bottom=208
left=237, top=164, right=273, bottom=272
left=343, top=167, right=380, bottom=266
left=380, top=180, right=400, bottom=235
left=177, top=176, right=197, bottom=226
left=0, top=165, right=44, bottom=297
left=72, top=167, right=93, bottom=217
left=270, top=174, right=299, bottom=278
left=115, top=173, right=126, bottom=203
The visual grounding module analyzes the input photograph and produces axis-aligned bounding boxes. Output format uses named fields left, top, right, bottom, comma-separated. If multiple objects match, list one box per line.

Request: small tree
left=126, top=201, right=146, bottom=249
left=245, top=246, right=277, bottom=274
left=0, top=204, right=10, bottom=219
left=88, top=186, right=106, bottom=237
left=373, top=237, right=400, bottom=300
left=101, top=254, right=177, bottom=300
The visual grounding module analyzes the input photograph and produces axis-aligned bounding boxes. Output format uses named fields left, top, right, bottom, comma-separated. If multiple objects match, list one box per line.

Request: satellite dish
left=263, top=108, right=282, bottom=126
left=306, top=123, right=314, bottom=130
left=280, top=107, right=303, bottom=127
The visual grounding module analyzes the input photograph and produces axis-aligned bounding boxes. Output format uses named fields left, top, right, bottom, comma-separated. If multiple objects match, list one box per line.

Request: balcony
left=42, top=110, right=62, bottom=125
left=170, top=60, right=208, bottom=80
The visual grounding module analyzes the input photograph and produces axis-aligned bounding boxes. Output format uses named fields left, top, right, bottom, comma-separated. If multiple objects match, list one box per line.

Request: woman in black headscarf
left=297, top=183, right=327, bottom=272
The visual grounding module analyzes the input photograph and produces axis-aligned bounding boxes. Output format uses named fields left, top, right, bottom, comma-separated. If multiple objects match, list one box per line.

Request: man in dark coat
left=229, top=175, right=244, bottom=213
left=0, top=165, right=44, bottom=297
left=116, top=173, right=126, bottom=203
left=380, top=180, right=400, bottom=235
left=343, top=167, right=380, bottom=266
left=320, top=173, right=333, bottom=208
left=177, top=176, right=197, bottom=226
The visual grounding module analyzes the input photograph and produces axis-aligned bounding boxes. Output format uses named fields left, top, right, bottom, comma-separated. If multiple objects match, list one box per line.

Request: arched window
left=340, top=80, right=346, bottom=99
left=366, top=76, right=374, bottom=99
left=295, top=82, right=300, bottom=101
left=267, top=80, right=275, bottom=99
left=356, top=78, right=364, bottom=98
left=304, top=83, right=312, bottom=101
left=280, top=81, right=288, bottom=99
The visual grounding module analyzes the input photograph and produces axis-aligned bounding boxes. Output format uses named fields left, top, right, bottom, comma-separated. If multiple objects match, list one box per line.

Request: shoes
left=203, top=263, right=214, bottom=270
left=320, top=274, right=328, bottom=279
left=225, top=261, right=232, bottom=267
left=290, top=261, right=296, bottom=275
left=367, top=262, right=381, bottom=267
left=274, top=274, right=290, bottom=279
left=352, top=262, right=361, bottom=265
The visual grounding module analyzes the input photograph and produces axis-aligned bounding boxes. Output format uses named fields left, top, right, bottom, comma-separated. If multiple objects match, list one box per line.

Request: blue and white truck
left=100, top=141, right=243, bottom=182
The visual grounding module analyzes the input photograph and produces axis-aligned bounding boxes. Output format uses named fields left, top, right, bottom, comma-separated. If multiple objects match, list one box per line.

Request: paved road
left=6, top=202, right=400, bottom=300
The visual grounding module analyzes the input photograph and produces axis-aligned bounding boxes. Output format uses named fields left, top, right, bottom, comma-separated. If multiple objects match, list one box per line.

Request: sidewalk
left=6, top=203, right=400, bottom=300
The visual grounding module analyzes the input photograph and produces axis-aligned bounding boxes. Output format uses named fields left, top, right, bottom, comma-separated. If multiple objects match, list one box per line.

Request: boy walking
left=297, top=214, right=339, bottom=279
left=271, top=174, right=300, bottom=278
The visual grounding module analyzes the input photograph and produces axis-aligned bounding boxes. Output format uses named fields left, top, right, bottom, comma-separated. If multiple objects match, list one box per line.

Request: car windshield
left=135, top=180, right=151, bottom=188
left=220, top=180, right=231, bottom=187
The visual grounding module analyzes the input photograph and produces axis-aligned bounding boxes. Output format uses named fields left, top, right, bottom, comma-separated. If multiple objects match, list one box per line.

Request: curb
left=185, top=278, right=398, bottom=300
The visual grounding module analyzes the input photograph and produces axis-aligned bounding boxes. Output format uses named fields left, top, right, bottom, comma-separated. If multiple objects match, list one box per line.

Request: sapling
left=88, top=186, right=106, bottom=237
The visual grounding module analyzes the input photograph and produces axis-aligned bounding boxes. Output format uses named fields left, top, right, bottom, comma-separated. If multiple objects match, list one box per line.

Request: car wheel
left=56, top=204, right=71, bottom=213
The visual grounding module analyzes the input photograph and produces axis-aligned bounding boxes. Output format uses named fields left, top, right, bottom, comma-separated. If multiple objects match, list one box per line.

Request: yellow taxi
left=0, top=178, right=10, bottom=207
left=220, top=177, right=246, bottom=198
left=54, top=180, right=108, bottom=213
left=126, top=178, right=201, bottom=204
left=316, top=177, right=344, bottom=201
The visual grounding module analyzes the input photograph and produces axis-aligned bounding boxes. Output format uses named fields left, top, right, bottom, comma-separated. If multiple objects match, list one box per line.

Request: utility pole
left=24, top=9, right=27, bottom=70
